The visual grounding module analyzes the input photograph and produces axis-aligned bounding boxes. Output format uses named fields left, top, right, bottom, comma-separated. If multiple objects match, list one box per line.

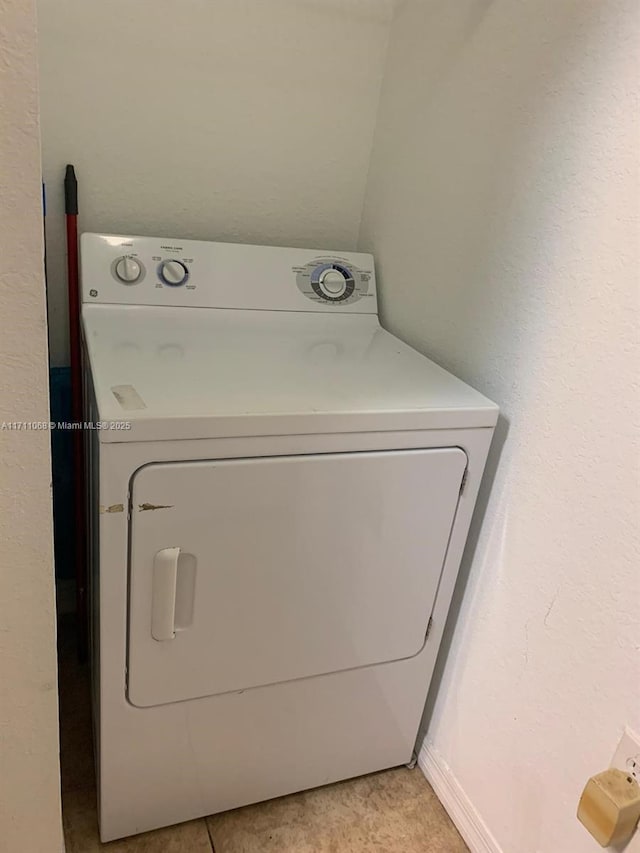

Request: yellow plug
left=577, top=768, right=640, bottom=847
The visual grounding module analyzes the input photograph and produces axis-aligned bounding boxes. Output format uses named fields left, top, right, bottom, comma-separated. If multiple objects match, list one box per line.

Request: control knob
left=159, top=259, right=189, bottom=286
left=114, top=256, right=142, bottom=284
left=319, top=267, right=348, bottom=297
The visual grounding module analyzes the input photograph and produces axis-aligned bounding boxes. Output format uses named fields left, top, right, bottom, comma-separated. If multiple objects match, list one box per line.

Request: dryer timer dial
left=310, top=263, right=355, bottom=302
left=318, top=267, right=348, bottom=297
left=296, top=259, right=368, bottom=305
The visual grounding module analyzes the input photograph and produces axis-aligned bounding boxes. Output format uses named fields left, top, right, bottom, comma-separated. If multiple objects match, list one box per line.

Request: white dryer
left=81, top=233, right=498, bottom=841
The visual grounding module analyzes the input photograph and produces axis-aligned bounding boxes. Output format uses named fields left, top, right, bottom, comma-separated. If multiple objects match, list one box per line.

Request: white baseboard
left=418, top=739, right=503, bottom=853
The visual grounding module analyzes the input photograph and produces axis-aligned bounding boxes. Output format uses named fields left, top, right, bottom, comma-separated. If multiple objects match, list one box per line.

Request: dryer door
left=127, top=448, right=466, bottom=707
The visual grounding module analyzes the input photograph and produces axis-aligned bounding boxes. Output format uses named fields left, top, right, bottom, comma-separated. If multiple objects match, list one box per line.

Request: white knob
left=160, top=260, right=188, bottom=286
left=319, top=268, right=347, bottom=296
left=115, top=256, right=142, bottom=283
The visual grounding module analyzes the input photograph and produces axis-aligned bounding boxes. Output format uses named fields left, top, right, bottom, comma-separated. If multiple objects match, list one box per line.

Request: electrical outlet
left=611, top=727, right=640, bottom=784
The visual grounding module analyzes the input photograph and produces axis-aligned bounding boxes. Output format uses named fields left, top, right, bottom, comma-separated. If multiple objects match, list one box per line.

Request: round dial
left=159, top=259, right=189, bottom=287
left=309, top=263, right=355, bottom=302
left=114, top=256, right=142, bottom=283
left=297, top=258, right=368, bottom=305
left=319, top=268, right=348, bottom=297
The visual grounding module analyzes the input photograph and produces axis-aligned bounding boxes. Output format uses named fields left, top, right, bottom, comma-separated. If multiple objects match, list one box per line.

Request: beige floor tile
left=62, top=788, right=213, bottom=852
left=206, top=767, right=468, bottom=853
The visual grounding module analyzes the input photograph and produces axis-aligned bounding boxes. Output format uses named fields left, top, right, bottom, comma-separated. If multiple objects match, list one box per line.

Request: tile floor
left=58, top=616, right=468, bottom=852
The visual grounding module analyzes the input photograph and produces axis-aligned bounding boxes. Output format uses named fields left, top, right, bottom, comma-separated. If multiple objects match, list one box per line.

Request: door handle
left=152, top=547, right=180, bottom=641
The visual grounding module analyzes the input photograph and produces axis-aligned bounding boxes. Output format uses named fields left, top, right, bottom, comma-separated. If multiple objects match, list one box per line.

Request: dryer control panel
left=81, top=233, right=377, bottom=314
left=295, top=258, right=371, bottom=306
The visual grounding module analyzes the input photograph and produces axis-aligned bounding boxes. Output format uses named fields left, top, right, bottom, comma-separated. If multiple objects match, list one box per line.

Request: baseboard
left=418, top=739, right=503, bottom=853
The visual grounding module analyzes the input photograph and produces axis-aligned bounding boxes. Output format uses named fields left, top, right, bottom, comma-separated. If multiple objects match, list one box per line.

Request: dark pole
left=65, top=165, right=87, bottom=659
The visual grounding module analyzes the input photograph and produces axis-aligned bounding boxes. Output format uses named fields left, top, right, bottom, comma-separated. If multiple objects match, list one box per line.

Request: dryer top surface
left=82, top=305, right=498, bottom=442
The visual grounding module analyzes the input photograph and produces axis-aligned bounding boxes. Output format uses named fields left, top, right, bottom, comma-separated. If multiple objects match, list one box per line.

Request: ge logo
left=90, top=289, right=98, bottom=297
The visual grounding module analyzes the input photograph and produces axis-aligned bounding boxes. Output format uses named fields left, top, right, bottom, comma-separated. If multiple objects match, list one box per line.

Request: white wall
left=0, top=1, right=63, bottom=850
left=37, top=0, right=393, bottom=366
left=360, top=1, right=639, bottom=851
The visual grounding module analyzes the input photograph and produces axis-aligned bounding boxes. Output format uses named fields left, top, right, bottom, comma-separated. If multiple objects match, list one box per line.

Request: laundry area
left=0, top=2, right=637, bottom=853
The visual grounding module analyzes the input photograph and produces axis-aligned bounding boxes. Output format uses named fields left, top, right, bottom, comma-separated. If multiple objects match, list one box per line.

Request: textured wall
left=0, top=1, right=63, bottom=850
left=360, top=1, right=640, bottom=851
left=37, top=0, right=393, bottom=365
